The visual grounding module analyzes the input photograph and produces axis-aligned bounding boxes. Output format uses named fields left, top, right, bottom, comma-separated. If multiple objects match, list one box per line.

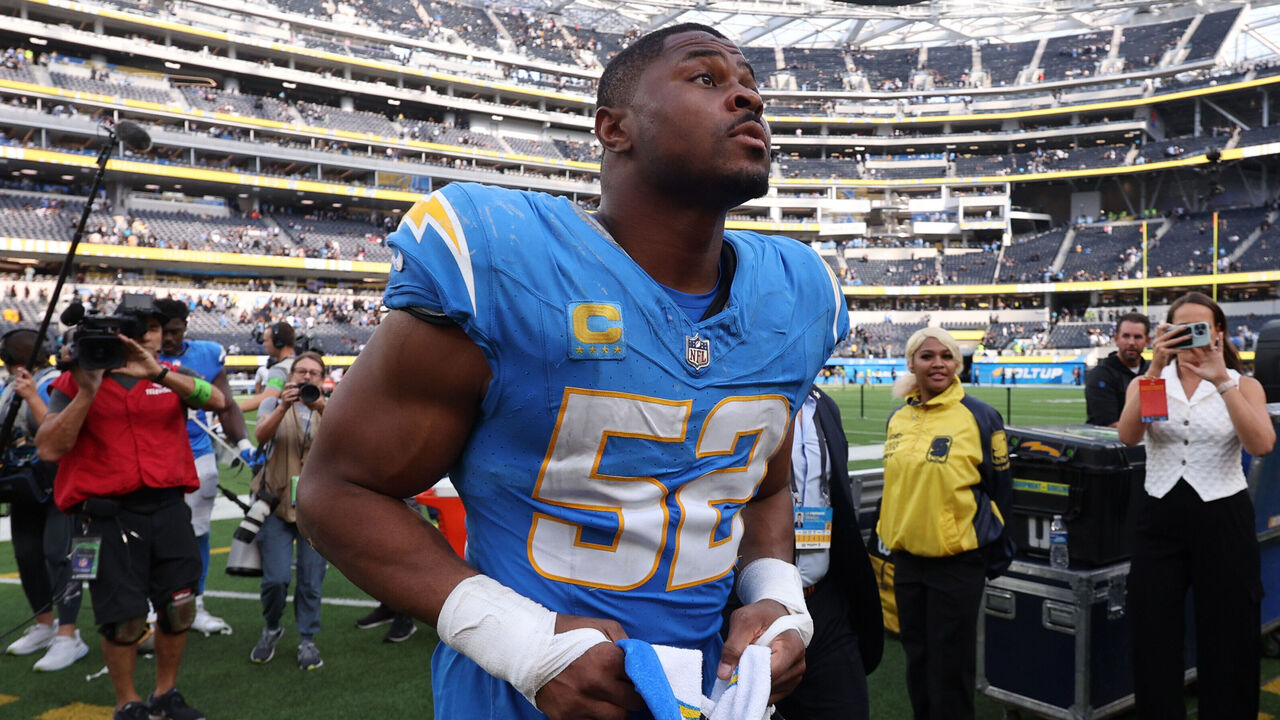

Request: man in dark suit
left=778, top=385, right=883, bottom=720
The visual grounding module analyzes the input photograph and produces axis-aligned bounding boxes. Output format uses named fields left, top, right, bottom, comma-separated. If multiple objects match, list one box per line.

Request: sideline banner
left=819, top=358, right=908, bottom=385
left=971, top=357, right=1086, bottom=386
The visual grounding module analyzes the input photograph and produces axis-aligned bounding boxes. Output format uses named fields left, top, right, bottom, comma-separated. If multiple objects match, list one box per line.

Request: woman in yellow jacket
left=880, top=328, right=1015, bottom=720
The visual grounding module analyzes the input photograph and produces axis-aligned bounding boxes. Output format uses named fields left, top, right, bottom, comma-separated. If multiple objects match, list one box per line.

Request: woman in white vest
left=1118, top=291, right=1274, bottom=719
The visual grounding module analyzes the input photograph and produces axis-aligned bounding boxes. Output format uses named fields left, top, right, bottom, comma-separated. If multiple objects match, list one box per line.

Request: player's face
left=141, top=318, right=163, bottom=357
left=162, top=317, right=187, bottom=356
left=1113, top=320, right=1148, bottom=365
left=629, top=31, right=770, bottom=208
left=910, top=338, right=957, bottom=400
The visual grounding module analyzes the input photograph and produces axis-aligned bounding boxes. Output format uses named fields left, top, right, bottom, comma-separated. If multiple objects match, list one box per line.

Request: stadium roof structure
left=524, top=0, right=1280, bottom=55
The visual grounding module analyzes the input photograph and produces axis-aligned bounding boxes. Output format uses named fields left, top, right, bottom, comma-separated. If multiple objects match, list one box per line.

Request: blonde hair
left=893, top=327, right=962, bottom=399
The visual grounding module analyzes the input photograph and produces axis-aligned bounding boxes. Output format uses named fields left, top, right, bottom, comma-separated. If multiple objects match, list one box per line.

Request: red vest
left=51, top=366, right=198, bottom=511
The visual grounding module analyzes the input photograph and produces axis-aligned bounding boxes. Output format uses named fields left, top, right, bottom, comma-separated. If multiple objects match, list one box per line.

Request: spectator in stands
left=1085, top=312, right=1151, bottom=427
left=1117, top=291, right=1274, bottom=720
left=880, top=328, right=1014, bottom=720
left=249, top=351, right=329, bottom=670
left=239, top=322, right=296, bottom=413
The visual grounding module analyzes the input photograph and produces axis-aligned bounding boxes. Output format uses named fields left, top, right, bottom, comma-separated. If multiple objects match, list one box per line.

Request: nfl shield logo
left=685, top=333, right=711, bottom=370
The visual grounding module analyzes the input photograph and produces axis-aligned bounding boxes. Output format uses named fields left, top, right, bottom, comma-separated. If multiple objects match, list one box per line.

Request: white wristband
left=436, top=575, right=610, bottom=708
left=735, top=558, right=814, bottom=647
left=237, top=438, right=254, bottom=452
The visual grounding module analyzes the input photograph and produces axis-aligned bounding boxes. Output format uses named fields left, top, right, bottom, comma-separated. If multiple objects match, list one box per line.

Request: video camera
left=61, top=294, right=164, bottom=371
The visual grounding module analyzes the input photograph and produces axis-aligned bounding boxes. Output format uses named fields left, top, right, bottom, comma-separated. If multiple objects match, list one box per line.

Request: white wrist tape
left=436, top=574, right=610, bottom=708
left=236, top=438, right=254, bottom=452
left=736, top=558, right=814, bottom=647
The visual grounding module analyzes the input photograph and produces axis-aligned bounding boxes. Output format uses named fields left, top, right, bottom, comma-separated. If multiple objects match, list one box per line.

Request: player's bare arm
left=722, top=425, right=807, bottom=703
left=298, top=311, right=642, bottom=719
left=298, top=310, right=486, bottom=622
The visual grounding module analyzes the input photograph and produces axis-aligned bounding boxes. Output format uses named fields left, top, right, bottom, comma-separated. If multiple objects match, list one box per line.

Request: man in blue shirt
left=156, top=299, right=253, bottom=635
left=300, top=24, right=849, bottom=720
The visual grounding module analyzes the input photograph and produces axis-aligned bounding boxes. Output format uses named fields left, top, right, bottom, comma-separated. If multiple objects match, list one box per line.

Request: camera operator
left=1, top=328, right=89, bottom=671
left=156, top=299, right=252, bottom=636
left=35, top=297, right=225, bottom=720
left=238, top=322, right=296, bottom=414
left=248, top=351, right=327, bottom=671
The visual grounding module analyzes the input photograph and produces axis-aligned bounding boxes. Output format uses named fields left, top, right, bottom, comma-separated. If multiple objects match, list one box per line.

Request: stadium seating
left=997, top=229, right=1065, bottom=282
left=1185, top=8, right=1242, bottom=61
left=941, top=253, right=996, bottom=285
left=1045, top=322, right=1112, bottom=349
left=852, top=48, right=917, bottom=91
left=49, top=70, right=174, bottom=105
left=1119, top=18, right=1191, bottom=71
left=921, top=44, right=972, bottom=87
left=1059, top=225, right=1142, bottom=280
left=782, top=48, right=847, bottom=90
left=981, top=41, right=1037, bottom=86
left=1042, top=32, right=1108, bottom=81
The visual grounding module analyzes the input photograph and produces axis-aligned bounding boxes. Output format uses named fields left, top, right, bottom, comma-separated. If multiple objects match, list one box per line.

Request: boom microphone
left=113, top=120, right=152, bottom=152
left=60, top=301, right=84, bottom=327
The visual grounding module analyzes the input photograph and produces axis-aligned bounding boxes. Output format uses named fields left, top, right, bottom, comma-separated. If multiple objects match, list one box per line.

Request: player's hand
left=720, top=599, right=806, bottom=705
left=116, top=334, right=163, bottom=380
left=534, top=615, right=642, bottom=720
left=9, top=366, right=38, bottom=401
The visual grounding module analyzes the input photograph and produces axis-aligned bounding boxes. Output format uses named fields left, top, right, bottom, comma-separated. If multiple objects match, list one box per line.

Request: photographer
left=238, top=322, right=296, bottom=414
left=35, top=296, right=225, bottom=720
left=248, top=351, right=327, bottom=671
left=1, top=328, right=88, bottom=671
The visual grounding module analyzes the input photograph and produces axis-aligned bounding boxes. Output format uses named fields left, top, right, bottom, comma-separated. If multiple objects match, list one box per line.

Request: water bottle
left=1050, top=514, right=1069, bottom=569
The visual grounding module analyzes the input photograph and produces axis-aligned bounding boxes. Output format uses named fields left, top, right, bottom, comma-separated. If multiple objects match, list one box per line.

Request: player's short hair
left=292, top=350, right=326, bottom=377
left=1114, top=312, right=1150, bottom=336
left=270, top=322, right=295, bottom=348
left=596, top=23, right=728, bottom=111
left=155, top=298, right=189, bottom=323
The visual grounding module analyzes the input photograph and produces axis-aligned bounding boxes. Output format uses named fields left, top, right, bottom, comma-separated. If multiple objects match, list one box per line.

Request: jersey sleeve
left=383, top=184, right=488, bottom=335
left=266, top=363, right=289, bottom=392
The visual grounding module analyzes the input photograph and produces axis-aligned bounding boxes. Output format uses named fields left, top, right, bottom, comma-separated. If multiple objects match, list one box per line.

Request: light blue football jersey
left=159, top=339, right=226, bottom=459
left=383, top=183, right=848, bottom=719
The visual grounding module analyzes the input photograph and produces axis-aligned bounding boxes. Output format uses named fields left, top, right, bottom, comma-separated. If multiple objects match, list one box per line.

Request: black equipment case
left=1004, top=425, right=1145, bottom=566
left=979, top=559, right=1195, bottom=719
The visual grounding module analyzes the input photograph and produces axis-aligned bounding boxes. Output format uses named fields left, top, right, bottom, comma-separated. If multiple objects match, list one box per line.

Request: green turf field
left=2, top=388, right=1278, bottom=719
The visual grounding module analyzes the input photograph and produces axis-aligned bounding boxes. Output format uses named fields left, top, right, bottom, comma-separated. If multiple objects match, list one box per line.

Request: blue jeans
left=257, top=514, right=326, bottom=639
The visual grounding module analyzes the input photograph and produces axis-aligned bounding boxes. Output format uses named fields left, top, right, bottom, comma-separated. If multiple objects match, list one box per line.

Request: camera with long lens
left=226, top=488, right=280, bottom=577
left=297, top=382, right=321, bottom=404
left=60, top=293, right=160, bottom=371
left=233, top=487, right=279, bottom=545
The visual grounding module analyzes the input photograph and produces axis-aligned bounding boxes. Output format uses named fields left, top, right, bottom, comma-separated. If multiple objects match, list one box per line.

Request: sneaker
left=113, top=701, right=151, bottom=720
left=354, top=604, right=396, bottom=629
left=147, top=687, right=205, bottom=720
left=190, top=597, right=232, bottom=637
left=297, top=640, right=323, bottom=671
left=33, top=631, right=89, bottom=671
left=384, top=615, right=416, bottom=643
left=250, top=626, right=284, bottom=664
left=5, top=622, right=56, bottom=656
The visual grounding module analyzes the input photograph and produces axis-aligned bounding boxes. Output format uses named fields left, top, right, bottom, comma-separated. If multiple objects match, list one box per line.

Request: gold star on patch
left=575, top=347, right=584, bottom=354
left=614, top=346, right=623, bottom=354
left=588, top=347, right=597, bottom=354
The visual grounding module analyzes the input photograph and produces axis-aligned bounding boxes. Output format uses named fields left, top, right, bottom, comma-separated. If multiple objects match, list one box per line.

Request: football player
left=300, top=24, right=848, bottom=720
left=156, top=298, right=253, bottom=635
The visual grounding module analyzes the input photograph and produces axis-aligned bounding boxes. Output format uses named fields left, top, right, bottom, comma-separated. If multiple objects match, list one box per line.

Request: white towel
left=617, top=640, right=772, bottom=720
left=703, top=644, right=772, bottom=720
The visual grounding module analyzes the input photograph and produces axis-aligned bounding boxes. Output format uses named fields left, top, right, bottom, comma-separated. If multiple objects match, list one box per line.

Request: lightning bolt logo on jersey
left=158, top=339, right=226, bottom=459
left=383, top=183, right=848, bottom=719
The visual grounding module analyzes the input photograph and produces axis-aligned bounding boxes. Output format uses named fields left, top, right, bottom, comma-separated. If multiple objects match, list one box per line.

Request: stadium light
left=28, top=37, right=47, bottom=46
left=282, top=81, right=297, bottom=89
left=164, top=61, right=181, bottom=70
left=387, top=98, right=400, bottom=105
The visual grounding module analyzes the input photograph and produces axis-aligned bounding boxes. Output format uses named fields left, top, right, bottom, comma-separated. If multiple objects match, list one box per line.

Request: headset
left=271, top=321, right=290, bottom=349
left=0, top=327, right=56, bottom=368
